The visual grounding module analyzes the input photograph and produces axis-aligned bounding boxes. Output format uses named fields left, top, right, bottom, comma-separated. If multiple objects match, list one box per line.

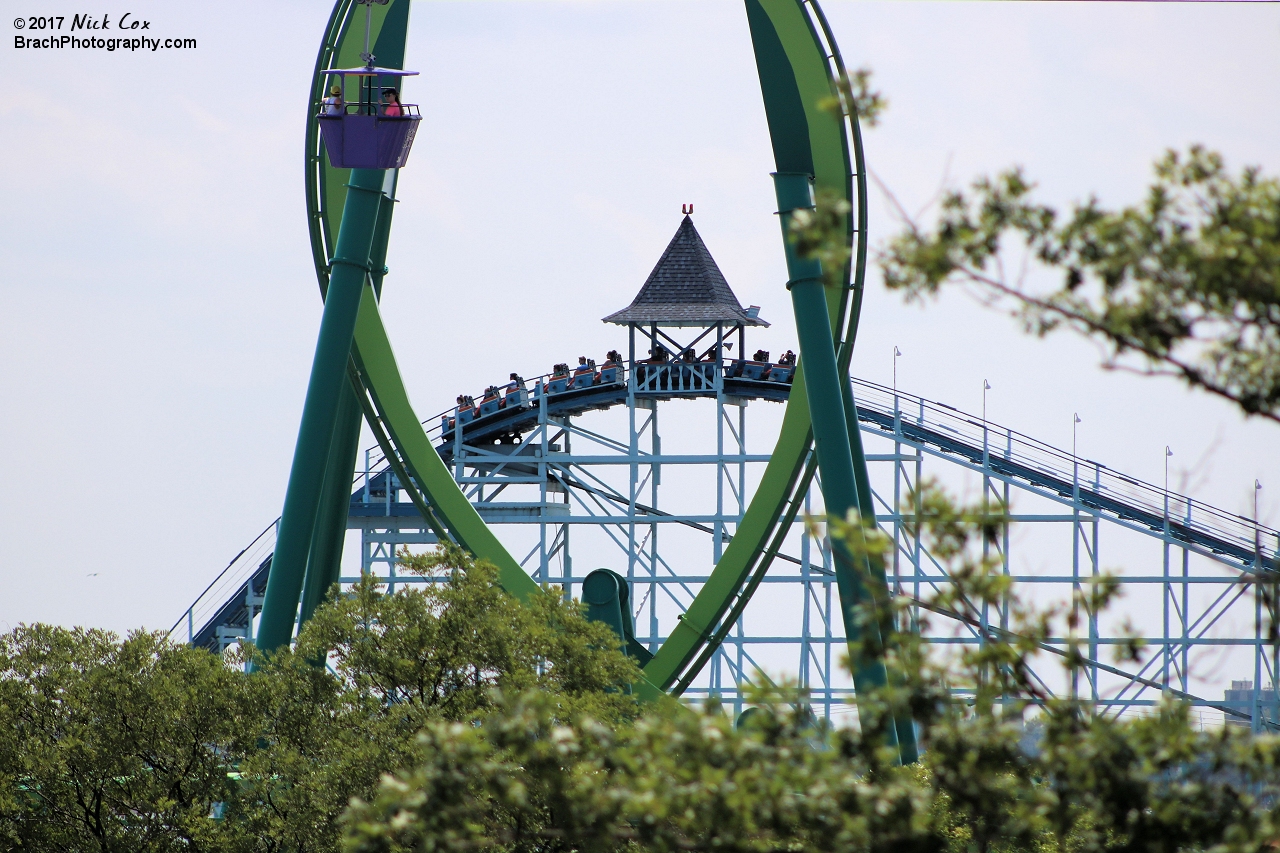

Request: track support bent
left=256, top=168, right=386, bottom=654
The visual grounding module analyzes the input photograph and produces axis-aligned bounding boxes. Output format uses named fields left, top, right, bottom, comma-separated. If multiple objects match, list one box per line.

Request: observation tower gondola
left=316, top=0, right=420, bottom=170
left=317, top=66, right=420, bottom=169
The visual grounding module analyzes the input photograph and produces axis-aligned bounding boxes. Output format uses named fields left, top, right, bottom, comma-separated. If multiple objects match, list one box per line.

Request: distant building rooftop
left=603, top=215, right=768, bottom=328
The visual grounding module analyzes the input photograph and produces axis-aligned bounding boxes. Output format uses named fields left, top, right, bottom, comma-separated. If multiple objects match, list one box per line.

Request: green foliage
left=233, top=549, right=639, bottom=852
left=291, top=548, right=640, bottom=723
left=821, top=67, right=888, bottom=129
left=0, top=549, right=639, bottom=852
left=342, top=688, right=933, bottom=853
left=5, top=507, right=1280, bottom=852
left=233, top=550, right=641, bottom=852
left=838, top=483, right=1280, bottom=853
left=342, top=483, right=1280, bottom=853
left=878, top=146, right=1280, bottom=421
left=0, top=624, right=258, bottom=852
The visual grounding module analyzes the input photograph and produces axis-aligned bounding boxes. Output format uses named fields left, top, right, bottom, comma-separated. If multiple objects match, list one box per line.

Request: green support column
left=298, top=379, right=365, bottom=625
left=773, top=172, right=896, bottom=750
left=840, top=373, right=920, bottom=762
left=367, top=173, right=397, bottom=299
left=257, top=167, right=387, bottom=655
left=298, top=173, right=397, bottom=627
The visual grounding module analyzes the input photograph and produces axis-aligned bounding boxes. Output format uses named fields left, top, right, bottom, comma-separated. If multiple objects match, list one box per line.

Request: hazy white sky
left=1, top=1, right=1277, bottom=634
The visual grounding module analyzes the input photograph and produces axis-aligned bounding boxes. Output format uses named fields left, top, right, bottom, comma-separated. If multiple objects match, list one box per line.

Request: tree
left=877, top=146, right=1280, bottom=422
left=340, top=487, right=1280, bottom=853
left=0, top=548, right=640, bottom=853
left=341, top=686, right=928, bottom=853
left=235, top=548, right=641, bottom=852
left=5, top=518, right=1278, bottom=853
left=0, top=624, right=259, bottom=852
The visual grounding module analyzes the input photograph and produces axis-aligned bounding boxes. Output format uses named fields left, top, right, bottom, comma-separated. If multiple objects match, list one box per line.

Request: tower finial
left=682, top=203, right=694, bottom=216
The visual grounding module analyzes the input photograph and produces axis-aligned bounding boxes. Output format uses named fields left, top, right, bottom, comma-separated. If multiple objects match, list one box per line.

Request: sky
left=1, top=0, right=1277, bottom=636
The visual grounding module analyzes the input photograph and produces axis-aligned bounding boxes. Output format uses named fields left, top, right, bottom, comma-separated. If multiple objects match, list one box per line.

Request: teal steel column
left=298, top=379, right=364, bottom=625
left=841, top=375, right=919, bottom=761
left=773, top=171, right=896, bottom=749
left=299, top=174, right=397, bottom=626
left=257, top=167, right=387, bottom=654
left=367, top=174, right=397, bottom=299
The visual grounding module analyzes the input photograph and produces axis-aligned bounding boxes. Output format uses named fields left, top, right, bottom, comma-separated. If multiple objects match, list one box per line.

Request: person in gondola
left=322, top=84, right=344, bottom=116
left=381, top=88, right=403, bottom=117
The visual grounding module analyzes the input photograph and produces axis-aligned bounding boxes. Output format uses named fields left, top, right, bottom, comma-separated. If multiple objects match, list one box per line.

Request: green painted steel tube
left=750, top=0, right=913, bottom=759
left=301, top=167, right=399, bottom=617
left=305, top=0, right=355, bottom=288
left=771, top=175, right=852, bottom=515
left=367, top=176, right=396, bottom=299
left=642, top=0, right=853, bottom=694
left=841, top=373, right=919, bottom=761
left=308, top=0, right=402, bottom=294
left=299, top=379, right=364, bottom=625
left=257, top=167, right=387, bottom=654
left=775, top=175, right=895, bottom=736
left=582, top=569, right=653, bottom=665
left=582, top=570, right=628, bottom=644
left=817, top=0, right=921, bottom=760
left=293, top=0, right=912, bottom=728
left=296, top=170, right=396, bottom=634
left=298, top=172, right=398, bottom=627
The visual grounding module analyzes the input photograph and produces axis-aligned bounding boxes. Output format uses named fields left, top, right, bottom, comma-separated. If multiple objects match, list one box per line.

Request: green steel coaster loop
left=270, top=0, right=915, bottom=759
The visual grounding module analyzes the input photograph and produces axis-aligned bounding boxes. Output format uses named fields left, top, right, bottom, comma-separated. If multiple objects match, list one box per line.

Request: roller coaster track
left=172, top=368, right=1278, bottom=664
left=180, top=0, right=1276, bottom=740
left=264, top=0, right=899, bottom=714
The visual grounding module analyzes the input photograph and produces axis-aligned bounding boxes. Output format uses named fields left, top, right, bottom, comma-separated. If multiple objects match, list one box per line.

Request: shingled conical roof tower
left=603, top=216, right=767, bottom=328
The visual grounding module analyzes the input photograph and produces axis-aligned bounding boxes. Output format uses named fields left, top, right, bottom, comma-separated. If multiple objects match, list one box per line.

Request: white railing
left=850, top=377, right=1278, bottom=568
left=167, top=521, right=277, bottom=644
